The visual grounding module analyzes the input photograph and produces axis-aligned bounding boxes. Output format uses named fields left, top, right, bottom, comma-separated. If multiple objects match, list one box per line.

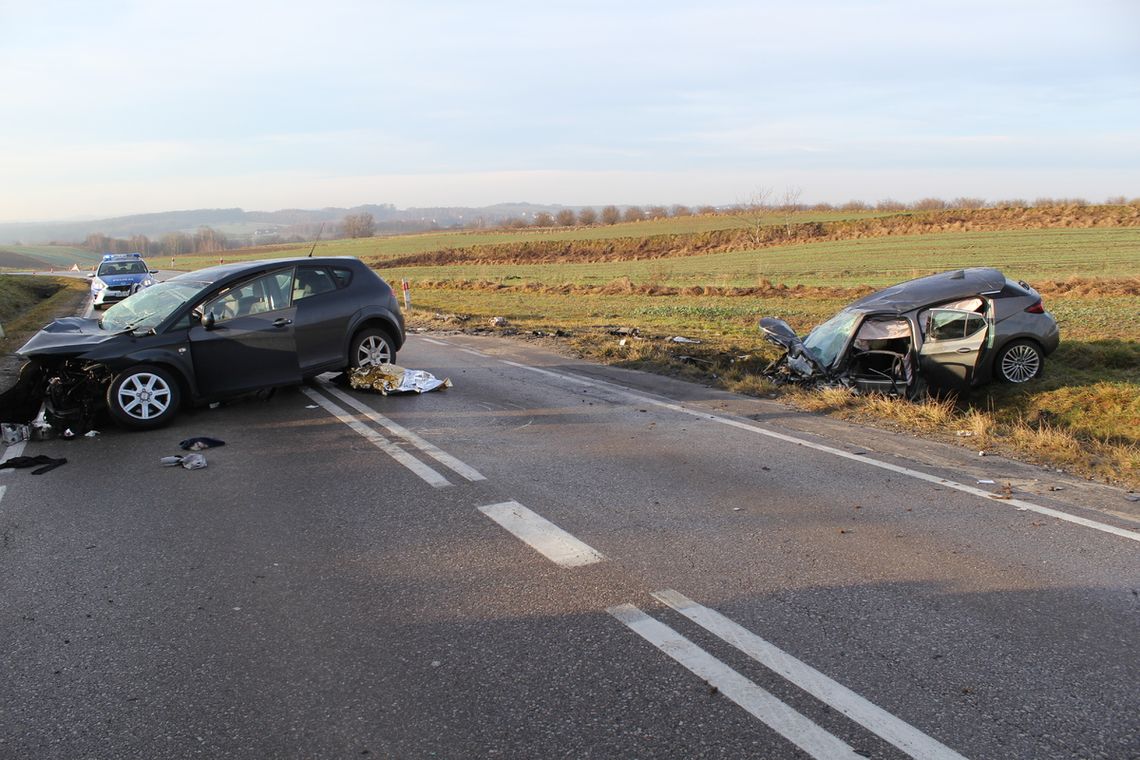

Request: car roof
left=167, top=256, right=361, bottom=287
left=844, top=268, right=1008, bottom=314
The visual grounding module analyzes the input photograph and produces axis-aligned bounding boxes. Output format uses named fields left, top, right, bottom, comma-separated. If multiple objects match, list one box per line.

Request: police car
left=90, top=253, right=156, bottom=309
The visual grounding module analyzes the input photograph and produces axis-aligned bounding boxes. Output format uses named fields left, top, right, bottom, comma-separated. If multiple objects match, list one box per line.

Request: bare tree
left=532, top=212, right=555, bottom=227
left=779, top=186, right=802, bottom=235
left=949, top=197, right=986, bottom=209
left=600, top=206, right=621, bottom=225
left=555, top=209, right=577, bottom=226
left=341, top=213, right=376, bottom=238
left=646, top=205, right=668, bottom=220
left=577, top=207, right=598, bottom=225
left=696, top=205, right=717, bottom=215
left=728, top=187, right=773, bottom=247
left=912, top=197, right=947, bottom=210
left=671, top=204, right=692, bottom=217
left=623, top=206, right=646, bottom=222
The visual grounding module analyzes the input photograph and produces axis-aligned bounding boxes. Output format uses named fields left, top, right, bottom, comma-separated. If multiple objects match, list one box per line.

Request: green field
left=380, top=228, right=1140, bottom=288
left=0, top=245, right=95, bottom=270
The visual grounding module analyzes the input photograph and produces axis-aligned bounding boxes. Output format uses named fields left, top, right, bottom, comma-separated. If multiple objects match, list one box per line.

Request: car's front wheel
left=106, top=365, right=181, bottom=429
left=349, top=327, right=396, bottom=370
left=995, top=340, right=1044, bottom=383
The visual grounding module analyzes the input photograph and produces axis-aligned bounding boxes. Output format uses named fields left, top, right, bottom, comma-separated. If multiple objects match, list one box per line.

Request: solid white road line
left=652, top=589, right=967, bottom=760
left=300, top=386, right=451, bottom=488
left=0, top=485, right=6, bottom=505
left=315, top=378, right=486, bottom=482
left=458, top=347, right=486, bottom=357
left=478, top=501, right=605, bottom=567
left=497, top=360, right=1138, bottom=543
left=608, top=604, right=861, bottom=759
left=419, top=338, right=448, bottom=346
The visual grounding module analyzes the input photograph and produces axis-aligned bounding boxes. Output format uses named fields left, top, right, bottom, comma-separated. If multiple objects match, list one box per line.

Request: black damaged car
left=1, top=257, right=405, bottom=432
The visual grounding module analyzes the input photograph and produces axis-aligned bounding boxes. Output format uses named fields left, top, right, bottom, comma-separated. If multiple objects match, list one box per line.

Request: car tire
left=349, top=327, right=396, bottom=370
left=995, top=340, right=1044, bottom=383
left=106, top=365, right=181, bottom=429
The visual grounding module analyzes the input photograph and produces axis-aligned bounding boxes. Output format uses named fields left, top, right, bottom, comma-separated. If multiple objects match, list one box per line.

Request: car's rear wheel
left=995, top=340, right=1044, bottom=383
left=106, top=365, right=181, bottom=429
left=349, top=327, right=396, bottom=370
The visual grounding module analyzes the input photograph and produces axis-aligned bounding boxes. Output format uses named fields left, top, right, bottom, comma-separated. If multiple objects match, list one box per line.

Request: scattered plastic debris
left=305, top=404, right=319, bottom=409
left=160, top=454, right=207, bottom=470
left=179, top=437, right=225, bottom=451
left=349, top=365, right=452, bottom=395
left=977, top=479, right=995, bottom=484
left=490, top=316, right=509, bottom=327
left=955, top=430, right=974, bottom=437
left=1126, top=494, right=1140, bottom=503
left=1, top=423, right=30, bottom=445
left=668, top=336, right=701, bottom=344
left=84, top=430, right=100, bottom=438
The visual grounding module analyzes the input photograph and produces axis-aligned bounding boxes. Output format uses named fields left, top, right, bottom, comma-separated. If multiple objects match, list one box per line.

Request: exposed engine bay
left=0, top=359, right=112, bottom=437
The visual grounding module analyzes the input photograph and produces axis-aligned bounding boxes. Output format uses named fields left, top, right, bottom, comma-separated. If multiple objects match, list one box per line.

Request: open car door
left=918, top=308, right=988, bottom=390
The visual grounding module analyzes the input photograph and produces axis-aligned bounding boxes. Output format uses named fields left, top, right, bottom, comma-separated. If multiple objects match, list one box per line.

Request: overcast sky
left=1, top=0, right=1137, bottom=221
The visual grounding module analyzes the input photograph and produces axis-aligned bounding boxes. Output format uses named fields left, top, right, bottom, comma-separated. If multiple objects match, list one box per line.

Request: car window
left=202, top=272, right=288, bottom=322
left=926, top=310, right=986, bottom=341
left=292, top=267, right=338, bottom=302
left=802, top=309, right=861, bottom=368
left=98, top=261, right=147, bottom=276
left=330, top=267, right=353, bottom=288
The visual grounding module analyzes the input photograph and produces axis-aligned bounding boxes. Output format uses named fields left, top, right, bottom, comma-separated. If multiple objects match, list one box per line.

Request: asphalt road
left=1, top=331, right=1137, bottom=759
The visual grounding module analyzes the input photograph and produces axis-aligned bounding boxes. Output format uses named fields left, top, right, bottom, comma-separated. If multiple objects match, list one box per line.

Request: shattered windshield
left=99, top=281, right=206, bottom=332
left=802, top=309, right=861, bottom=369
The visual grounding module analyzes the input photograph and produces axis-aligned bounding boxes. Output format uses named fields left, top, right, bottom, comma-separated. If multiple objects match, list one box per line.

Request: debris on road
left=490, top=316, right=509, bottom=327
left=668, top=336, right=702, bottom=344
left=160, top=453, right=207, bottom=470
left=0, top=454, right=68, bottom=474
left=1, top=422, right=30, bottom=444
left=349, top=365, right=452, bottom=395
left=179, top=437, right=225, bottom=451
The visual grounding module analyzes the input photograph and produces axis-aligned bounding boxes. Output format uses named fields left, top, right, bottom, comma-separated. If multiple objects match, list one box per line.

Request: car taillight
left=1025, top=300, right=1045, bottom=314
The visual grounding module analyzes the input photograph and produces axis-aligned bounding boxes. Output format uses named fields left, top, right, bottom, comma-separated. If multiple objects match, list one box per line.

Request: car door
left=291, top=265, right=349, bottom=374
left=918, top=308, right=988, bottom=389
left=188, top=270, right=301, bottom=397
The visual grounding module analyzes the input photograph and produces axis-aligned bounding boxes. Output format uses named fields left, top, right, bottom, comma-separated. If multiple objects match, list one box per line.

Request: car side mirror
left=201, top=311, right=216, bottom=330
left=86, top=273, right=95, bottom=278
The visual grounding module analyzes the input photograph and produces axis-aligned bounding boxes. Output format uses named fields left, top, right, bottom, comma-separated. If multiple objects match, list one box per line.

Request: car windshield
left=98, top=261, right=148, bottom=276
left=802, top=309, right=861, bottom=368
left=99, top=281, right=206, bottom=332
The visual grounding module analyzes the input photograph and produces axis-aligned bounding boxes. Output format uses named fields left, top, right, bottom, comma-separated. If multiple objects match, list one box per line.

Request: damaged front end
left=758, top=317, right=829, bottom=382
left=758, top=313, right=923, bottom=400
left=0, top=358, right=113, bottom=437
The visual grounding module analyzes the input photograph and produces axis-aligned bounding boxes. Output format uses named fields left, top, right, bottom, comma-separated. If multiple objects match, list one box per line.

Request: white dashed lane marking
left=478, top=500, right=605, bottom=567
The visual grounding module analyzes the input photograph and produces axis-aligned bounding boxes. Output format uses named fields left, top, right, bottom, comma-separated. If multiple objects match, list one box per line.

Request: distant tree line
left=73, top=196, right=1136, bottom=252
left=489, top=195, right=1138, bottom=230
left=81, top=226, right=244, bottom=257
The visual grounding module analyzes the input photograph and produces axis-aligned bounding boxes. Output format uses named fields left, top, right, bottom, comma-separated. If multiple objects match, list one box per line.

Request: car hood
left=98, top=274, right=145, bottom=286
left=17, top=317, right=121, bottom=357
left=758, top=317, right=827, bottom=377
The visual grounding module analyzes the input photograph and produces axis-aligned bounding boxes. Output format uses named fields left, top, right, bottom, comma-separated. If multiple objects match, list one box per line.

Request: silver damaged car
left=758, top=268, right=1060, bottom=397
